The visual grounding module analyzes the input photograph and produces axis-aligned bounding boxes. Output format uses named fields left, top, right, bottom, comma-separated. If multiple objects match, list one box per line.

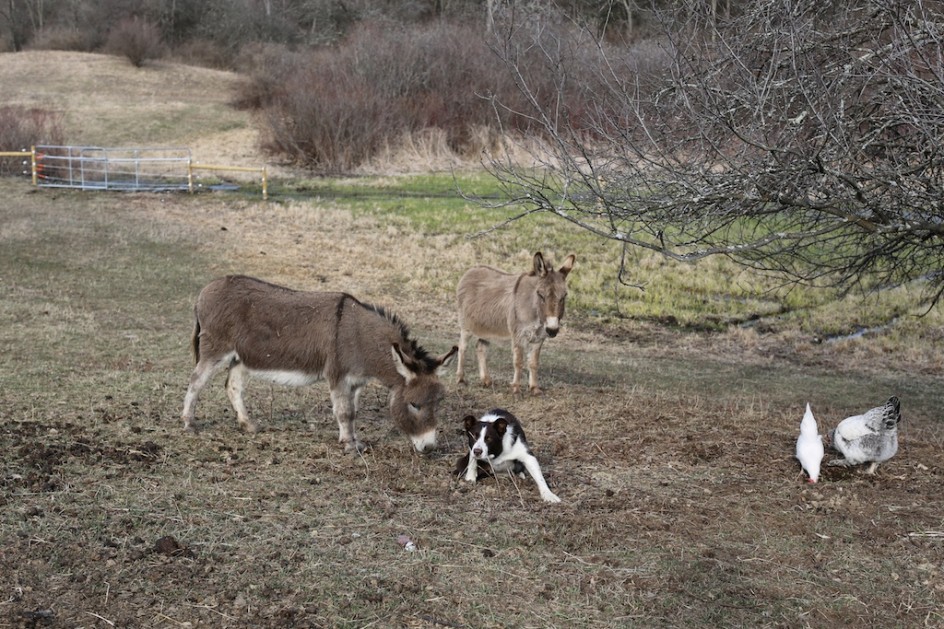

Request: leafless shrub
left=254, top=17, right=628, bottom=172
left=259, top=46, right=388, bottom=172
left=104, top=17, right=163, bottom=67
left=0, top=106, right=64, bottom=176
left=258, top=20, right=499, bottom=171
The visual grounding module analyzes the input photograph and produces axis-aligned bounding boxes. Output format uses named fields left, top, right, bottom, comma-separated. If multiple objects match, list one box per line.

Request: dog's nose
left=472, top=447, right=483, bottom=457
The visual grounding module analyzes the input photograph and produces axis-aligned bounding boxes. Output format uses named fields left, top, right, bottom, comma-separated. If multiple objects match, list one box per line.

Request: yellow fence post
left=0, top=148, right=34, bottom=183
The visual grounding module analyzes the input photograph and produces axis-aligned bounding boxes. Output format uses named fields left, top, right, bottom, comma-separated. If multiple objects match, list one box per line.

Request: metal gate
left=34, top=145, right=192, bottom=191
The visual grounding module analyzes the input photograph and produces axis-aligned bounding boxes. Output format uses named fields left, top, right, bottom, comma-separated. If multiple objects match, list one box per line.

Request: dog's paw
left=541, top=492, right=561, bottom=503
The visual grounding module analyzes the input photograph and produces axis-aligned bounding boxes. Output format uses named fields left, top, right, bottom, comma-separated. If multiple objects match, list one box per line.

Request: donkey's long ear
left=435, top=345, right=458, bottom=377
left=559, top=254, right=576, bottom=277
left=391, top=344, right=417, bottom=384
left=532, top=251, right=548, bottom=277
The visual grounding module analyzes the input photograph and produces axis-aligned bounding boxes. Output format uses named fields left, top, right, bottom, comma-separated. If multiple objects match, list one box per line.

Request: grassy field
left=1, top=51, right=943, bottom=628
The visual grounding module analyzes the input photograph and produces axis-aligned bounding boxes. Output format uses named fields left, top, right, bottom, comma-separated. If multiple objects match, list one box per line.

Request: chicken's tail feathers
left=801, top=402, right=816, bottom=429
left=885, top=396, right=902, bottom=425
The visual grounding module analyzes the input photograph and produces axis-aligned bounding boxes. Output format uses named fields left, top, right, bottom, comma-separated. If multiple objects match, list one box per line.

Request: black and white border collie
left=455, top=408, right=561, bottom=503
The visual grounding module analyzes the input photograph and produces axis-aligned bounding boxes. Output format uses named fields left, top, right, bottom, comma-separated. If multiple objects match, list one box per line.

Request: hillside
left=0, top=50, right=266, bottom=171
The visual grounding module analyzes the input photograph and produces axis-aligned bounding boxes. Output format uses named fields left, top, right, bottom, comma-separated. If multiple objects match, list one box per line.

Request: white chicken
left=827, top=396, right=901, bottom=474
left=796, top=403, right=825, bottom=483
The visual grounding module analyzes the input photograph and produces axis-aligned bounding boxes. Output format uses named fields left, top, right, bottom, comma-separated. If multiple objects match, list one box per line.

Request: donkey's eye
left=408, top=403, right=421, bottom=413
left=537, top=292, right=546, bottom=302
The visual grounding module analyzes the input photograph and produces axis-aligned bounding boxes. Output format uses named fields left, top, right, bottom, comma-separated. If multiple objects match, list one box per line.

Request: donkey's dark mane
left=341, top=293, right=439, bottom=372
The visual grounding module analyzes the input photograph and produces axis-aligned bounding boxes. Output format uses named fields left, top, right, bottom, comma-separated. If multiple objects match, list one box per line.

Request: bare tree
left=485, top=0, right=944, bottom=309
left=1, top=0, right=29, bottom=50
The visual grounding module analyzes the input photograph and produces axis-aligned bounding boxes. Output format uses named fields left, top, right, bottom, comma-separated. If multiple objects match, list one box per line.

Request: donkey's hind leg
left=456, top=327, right=471, bottom=385
left=181, top=352, right=236, bottom=432
left=526, top=341, right=544, bottom=396
left=225, top=362, right=257, bottom=433
left=475, top=338, right=492, bottom=387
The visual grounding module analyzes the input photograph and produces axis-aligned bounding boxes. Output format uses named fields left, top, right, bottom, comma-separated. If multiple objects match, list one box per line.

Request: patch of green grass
left=432, top=172, right=944, bottom=334
left=281, top=172, right=942, bottom=336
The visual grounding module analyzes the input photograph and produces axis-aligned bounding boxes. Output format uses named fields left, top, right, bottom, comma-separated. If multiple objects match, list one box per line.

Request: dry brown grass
left=1, top=51, right=943, bottom=629
left=2, top=179, right=943, bottom=628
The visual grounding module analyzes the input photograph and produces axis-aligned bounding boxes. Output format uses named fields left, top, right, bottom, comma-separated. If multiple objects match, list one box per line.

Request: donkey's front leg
left=526, top=341, right=544, bottom=396
left=330, top=381, right=366, bottom=453
left=510, top=342, right=525, bottom=394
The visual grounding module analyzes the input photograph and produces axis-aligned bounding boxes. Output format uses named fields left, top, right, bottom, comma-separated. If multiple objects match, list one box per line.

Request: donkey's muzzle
left=410, top=429, right=438, bottom=453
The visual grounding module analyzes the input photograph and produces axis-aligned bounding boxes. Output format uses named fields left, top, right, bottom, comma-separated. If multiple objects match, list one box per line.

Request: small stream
left=823, top=318, right=897, bottom=343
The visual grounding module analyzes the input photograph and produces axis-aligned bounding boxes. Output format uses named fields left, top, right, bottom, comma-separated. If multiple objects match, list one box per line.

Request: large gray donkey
left=181, top=275, right=457, bottom=452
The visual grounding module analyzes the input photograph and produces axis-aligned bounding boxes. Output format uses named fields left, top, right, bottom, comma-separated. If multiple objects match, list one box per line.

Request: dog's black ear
left=463, top=415, right=477, bottom=431
left=494, top=417, right=508, bottom=435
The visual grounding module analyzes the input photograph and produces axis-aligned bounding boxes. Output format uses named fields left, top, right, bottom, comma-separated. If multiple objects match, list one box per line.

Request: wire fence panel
left=34, top=145, right=192, bottom=191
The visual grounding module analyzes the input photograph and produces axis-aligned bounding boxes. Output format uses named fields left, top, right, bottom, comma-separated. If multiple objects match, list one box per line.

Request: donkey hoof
left=343, top=439, right=368, bottom=454
left=529, top=387, right=544, bottom=397
left=240, top=421, right=259, bottom=434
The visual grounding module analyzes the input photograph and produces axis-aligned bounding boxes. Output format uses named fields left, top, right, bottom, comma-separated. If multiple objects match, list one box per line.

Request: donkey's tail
left=190, top=308, right=201, bottom=364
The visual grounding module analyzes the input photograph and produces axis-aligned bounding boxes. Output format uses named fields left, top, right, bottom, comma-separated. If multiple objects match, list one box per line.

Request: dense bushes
left=248, top=18, right=654, bottom=172
left=0, top=106, right=64, bottom=176
left=251, top=21, right=503, bottom=171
